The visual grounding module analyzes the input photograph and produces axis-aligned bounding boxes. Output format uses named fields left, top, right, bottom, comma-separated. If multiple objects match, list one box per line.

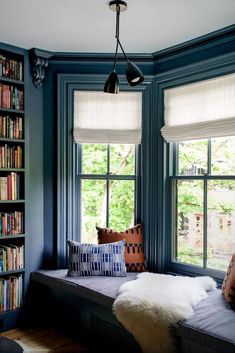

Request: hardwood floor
left=1, top=327, right=89, bottom=352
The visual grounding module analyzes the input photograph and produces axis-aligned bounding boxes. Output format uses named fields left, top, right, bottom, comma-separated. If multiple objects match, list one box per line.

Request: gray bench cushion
left=31, top=270, right=235, bottom=353
left=177, top=289, right=235, bottom=352
left=31, top=269, right=137, bottom=309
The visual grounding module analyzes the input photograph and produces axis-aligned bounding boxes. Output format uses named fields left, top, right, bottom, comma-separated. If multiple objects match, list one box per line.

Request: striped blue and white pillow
left=67, top=240, right=127, bottom=277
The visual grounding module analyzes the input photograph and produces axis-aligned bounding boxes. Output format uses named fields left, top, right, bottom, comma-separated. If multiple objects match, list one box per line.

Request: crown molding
left=28, top=24, right=235, bottom=87
left=152, top=24, right=235, bottom=64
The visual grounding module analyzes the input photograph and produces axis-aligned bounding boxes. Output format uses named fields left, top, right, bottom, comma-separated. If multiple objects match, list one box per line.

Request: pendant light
left=104, top=0, right=144, bottom=94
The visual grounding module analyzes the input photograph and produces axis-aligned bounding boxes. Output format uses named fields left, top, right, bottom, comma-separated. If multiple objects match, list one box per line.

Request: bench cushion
left=31, top=270, right=235, bottom=353
left=31, top=269, right=137, bottom=309
left=177, top=289, right=235, bottom=352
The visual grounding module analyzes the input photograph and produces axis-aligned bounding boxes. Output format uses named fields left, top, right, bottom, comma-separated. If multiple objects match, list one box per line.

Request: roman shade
left=161, top=73, right=235, bottom=143
left=74, top=91, right=142, bottom=144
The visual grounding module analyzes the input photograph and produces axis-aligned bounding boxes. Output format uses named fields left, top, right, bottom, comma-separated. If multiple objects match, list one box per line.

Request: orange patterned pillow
left=96, top=224, right=147, bottom=272
left=222, top=253, right=235, bottom=308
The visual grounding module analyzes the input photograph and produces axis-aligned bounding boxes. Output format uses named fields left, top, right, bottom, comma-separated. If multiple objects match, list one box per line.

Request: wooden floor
left=1, top=327, right=89, bottom=352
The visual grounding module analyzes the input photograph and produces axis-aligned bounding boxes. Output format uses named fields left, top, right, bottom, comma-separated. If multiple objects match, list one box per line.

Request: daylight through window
left=79, top=144, right=137, bottom=243
left=173, top=137, right=235, bottom=271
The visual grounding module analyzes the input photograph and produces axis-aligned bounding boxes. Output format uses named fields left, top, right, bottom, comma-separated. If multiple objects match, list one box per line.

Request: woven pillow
left=96, top=224, right=147, bottom=272
left=222, top=253, right=235, bottom=308
left=67, top=239, right=126, bottom=277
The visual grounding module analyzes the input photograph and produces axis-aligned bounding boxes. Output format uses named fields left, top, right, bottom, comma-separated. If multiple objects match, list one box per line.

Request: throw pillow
left=96, top=224, right=147, bottom=272
left=67, top=239, right=127, bottom=277
left=222, top=253, right=235, bottom=308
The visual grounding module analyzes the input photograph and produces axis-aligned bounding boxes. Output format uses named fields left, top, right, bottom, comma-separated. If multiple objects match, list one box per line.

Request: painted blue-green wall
left=2, top=24, right=235, bottom=272
left=42, top=24, right=235, bottom=269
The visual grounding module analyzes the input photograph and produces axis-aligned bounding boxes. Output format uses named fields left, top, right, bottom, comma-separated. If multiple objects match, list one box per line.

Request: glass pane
left=211, top=136, right=235, bottom=175
left=82, top=144, right=107, bottom=174
left=110, top=144, right=135, bottom=175
left=81, top=179, right=106, bottom=243
left=178, top=140, right=207, bottom=175
left=109, top=180, right=135, bottom=231
left=207, top=180, right=235, bottom=271
left=175, top=180, right=203, bottom=266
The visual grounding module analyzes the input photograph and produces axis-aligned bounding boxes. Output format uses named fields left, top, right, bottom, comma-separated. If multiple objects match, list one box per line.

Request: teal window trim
left=158, top=52, right=235, bottom=280
left=57, top=74, right=153, bottom=268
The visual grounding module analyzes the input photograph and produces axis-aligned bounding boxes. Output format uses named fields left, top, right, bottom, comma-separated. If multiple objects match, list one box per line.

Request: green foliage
left=109, top=180, right=134, bottom=231
left=82, top=144, right=107, bottom=174
left=81, top=144, right=135, bottom=242
left=176, top=137, right=235, bottom=271
left=177, top=247, right=203, bottom=266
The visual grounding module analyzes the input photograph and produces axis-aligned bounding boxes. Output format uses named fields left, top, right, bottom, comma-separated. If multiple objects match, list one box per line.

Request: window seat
left=29, top=270, right=235, bottom=353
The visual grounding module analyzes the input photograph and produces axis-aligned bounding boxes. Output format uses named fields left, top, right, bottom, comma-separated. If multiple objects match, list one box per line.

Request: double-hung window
left=161, top=73, right=235, bottom=276
left=74, top=91, right=142, bottom=243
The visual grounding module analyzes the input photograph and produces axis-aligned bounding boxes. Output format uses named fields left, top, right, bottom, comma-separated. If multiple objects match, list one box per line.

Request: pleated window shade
left=74, top=91, right=142, bottom=144
left=161, top=73, right=235, bottom=143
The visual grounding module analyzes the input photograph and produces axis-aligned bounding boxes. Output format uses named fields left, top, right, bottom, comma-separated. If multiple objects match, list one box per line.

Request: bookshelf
left=0, top=49, right=25, bottom=329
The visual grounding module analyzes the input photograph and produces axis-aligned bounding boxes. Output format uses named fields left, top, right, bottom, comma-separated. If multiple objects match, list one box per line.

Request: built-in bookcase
left=0, top=49, right=25, bottom=330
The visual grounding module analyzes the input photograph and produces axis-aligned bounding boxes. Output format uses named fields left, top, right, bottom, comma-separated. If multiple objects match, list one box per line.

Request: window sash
left=171, top=175, right=235, bottom=269
left=76, top=144, right=140, bottom=239
left=169, top=136, right=235, bottom=279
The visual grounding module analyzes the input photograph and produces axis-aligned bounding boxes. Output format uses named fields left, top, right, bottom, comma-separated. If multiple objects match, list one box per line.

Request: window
left=161, top=73, right=235, bottom=276
left=172, top=137, right=235, bottom=272
left=78, top=143, right=138, bottom=243
left=73, top=90, right=142, bottom=243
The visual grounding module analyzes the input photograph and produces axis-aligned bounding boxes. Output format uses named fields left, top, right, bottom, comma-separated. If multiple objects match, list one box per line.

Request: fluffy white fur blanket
left=113, top=272, right=216, bottom=353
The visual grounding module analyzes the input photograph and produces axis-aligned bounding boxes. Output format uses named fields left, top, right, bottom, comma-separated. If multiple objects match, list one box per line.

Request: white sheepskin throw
left=113, top=272, right=216, bottom=353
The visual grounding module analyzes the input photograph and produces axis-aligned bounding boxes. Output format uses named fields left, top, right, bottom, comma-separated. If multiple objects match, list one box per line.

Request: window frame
left=76, top=143, right=141, bottom=241
left=159, top=55, right=235, bottom=281
left=169, top=140, right=235, bottom=280
left=57, top=74, right=153, bottom=268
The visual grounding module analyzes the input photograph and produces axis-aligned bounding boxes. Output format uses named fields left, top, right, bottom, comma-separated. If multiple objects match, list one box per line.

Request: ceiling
left=0, top=0, right=235, bottom=54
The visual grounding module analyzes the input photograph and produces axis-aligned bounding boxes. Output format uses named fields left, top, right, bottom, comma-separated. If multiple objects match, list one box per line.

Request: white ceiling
left=0, top=0, right=235, bottom=54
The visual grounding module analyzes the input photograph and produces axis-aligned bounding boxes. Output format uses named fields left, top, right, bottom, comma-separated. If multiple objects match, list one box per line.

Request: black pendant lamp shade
left=104, top=71, right=119, bottom=94
left=126, top=61, right=144, bottom=87
left=104, top=0, right=144, bottom=94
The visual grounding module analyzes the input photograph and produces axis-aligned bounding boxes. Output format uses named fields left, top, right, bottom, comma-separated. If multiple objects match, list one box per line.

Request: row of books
left=0, top=245, right=24, bottom=272
left=0, top=173, right=21, bottom=200
left=0, top=55, right=23, bottom=81
left=0, top=84, right=24, bottom=111
left=0, top=211, right=23, bottom=236
left=0, top=275, right=23, bottom=312
left=0, top=144, right=23, bottom=169
left=0, top=116, right=23, bottom=139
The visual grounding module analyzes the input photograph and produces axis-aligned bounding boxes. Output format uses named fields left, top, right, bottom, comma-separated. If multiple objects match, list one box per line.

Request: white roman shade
left=161, top=73, right=235, bottom=142
left=74, top=91, right=142, bottom=144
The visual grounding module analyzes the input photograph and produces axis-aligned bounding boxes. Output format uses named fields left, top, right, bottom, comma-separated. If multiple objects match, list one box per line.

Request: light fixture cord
left=116, top=36, right=128, bottom=62
left=113, top=3, right=128, bottom=71
left=112, top=5, right=120, bottom=71
left=116, top=4, right=128, bottom=62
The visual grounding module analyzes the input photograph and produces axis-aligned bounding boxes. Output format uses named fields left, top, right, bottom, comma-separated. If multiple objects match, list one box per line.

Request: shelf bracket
left=29, top=48, right=52, bottom=88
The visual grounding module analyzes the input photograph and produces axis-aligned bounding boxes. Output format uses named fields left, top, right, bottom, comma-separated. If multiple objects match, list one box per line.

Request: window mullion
left=173, top=143, right=178, bottom=176
left=107, top=145, right=110, bottom=227
left=77, top=144, right=82, bottom=240
left=203, top=179, right=208, bottom=269
left=173, top=179, right=178, bottom=262
left=208, top=139, right=211, bottom=175
left=135, top=144, right=141, bottom=224
left=77, top=144, right=82, bottom=174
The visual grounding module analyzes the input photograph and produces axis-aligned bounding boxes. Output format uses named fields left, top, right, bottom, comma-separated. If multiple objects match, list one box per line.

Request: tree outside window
left=173, top=136, right=235, bottom=271
left=79, top=144, right=137, bottom=243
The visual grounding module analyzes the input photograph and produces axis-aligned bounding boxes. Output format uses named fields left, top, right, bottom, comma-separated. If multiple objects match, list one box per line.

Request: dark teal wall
left=3, top=24, right=235, bottom=270
left=42, top=24, right=235, bottom=269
